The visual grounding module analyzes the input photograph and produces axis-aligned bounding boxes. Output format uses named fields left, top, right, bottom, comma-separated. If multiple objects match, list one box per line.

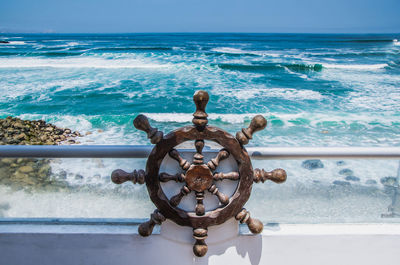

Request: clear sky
left=1, top=0, right=399, bottom=33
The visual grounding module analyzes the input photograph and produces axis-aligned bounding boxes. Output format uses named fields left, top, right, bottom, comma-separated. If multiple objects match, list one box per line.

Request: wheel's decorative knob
left=111, top=169, right=145, bottom=184
left=192, top=90, right=209, bottom=129
left=111, top=90, right=287, bottom=257
left=138, top=209, right=166, bottom=237
left=235, top=208, right=263, bottom=234
left=236, top=115, right=267, bottom=145
left=133, top=114, right=163, bottom=144
left=193, top=228, right=208, bottom=257
left=254, top=168, right=287, bottom=184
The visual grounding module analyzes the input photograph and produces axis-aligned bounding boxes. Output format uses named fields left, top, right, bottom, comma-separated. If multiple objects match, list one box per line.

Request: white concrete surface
left=1, top=220, right=400, bottom=265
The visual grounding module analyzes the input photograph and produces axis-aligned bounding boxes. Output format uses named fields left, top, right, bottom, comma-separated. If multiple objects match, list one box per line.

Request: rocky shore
left=0, top=116, right=81, bottom=190
left=0, top=116, right=81, bottom=145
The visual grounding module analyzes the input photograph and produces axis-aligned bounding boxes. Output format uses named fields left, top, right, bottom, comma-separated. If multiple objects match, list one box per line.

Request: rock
left=380, top=176, right=398, bottom=187
left=13, top=171, right=28, bottom=179
left=339, top=168, right=354, bottom=176
left=57, top=170, right=67, bottom=180
left=1, top=158, right=14, bottom=164
left=0, top=202, right=10, bottom=210
left=22, top=177, right=36, bottom=185
left=301, top=159, right=324, bottom=170
left=0, top=40, right=10, bottom=44
left=366, top=179, right=377, bottom=185
left=15, top=133, right=27, bottom=140
left=38, top=164, right=51, bottom=175
left=19, top=165, right=34, bottom=173
left=0, top=202, right=10, bottom=217
left=6, top=139, right=19, bottom=144
left=13, top=121, right=24, bottom=129
left=85, top=131, right=92, bottom=136
left=336, top=161, right=346, bottom=166
left=97, top=129, right=104, bottom=133
left=345, top=176, right=360, bottom=181
left=333, top=180, right=351, bottom=186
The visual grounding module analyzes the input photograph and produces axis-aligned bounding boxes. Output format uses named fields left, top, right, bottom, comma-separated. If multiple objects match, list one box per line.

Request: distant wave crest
left=217, top=62, right=387, bottom=72
left=0, top=57, right=170, bottom=69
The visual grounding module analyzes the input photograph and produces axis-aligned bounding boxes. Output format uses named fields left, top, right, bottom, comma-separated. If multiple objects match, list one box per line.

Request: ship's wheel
left=111, top=90, right=287, bottom=257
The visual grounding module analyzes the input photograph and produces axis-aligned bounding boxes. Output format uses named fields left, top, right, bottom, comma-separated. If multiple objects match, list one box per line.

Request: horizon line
left=1, top=31, right=400, bottom=35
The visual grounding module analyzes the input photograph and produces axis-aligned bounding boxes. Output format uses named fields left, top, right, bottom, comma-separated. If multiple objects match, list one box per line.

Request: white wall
left=1, top=221, right=400, bottom=265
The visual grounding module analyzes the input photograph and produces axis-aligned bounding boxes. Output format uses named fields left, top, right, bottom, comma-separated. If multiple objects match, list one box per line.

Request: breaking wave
left=0, top=57, right=170, bottom=69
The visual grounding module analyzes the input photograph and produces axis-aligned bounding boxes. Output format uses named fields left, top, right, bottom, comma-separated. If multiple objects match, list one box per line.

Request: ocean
left=1, top=33, right=400, bottom=223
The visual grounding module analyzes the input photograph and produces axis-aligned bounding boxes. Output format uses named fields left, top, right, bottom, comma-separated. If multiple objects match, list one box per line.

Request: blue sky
left=1, top=0, right=399, bottom=33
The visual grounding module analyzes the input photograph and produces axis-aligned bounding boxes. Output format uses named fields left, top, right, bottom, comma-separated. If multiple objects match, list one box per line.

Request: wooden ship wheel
left=111, top=90, right=287, bottom=257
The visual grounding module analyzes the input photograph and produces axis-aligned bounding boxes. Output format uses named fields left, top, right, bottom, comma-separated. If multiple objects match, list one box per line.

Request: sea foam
left=0, top=57, right=170, bottom=69
left=323, top=63, right=388, bottom=70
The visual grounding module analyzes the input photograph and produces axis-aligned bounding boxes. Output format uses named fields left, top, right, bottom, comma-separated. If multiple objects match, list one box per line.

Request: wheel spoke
left=169, top=149, right=190, bottom=170
left=195, top=191, right=205, bottom=216
left=193, top=139, right=205, bottom=165
left=213, top=171, right=239, bottom=181
left=170, top=185, right=191, bottom=206
left=208, top=184, right=229, bottom=205
left=159, top=172, right=185, bottom=182
left=207, top=149, right=229, bottom=170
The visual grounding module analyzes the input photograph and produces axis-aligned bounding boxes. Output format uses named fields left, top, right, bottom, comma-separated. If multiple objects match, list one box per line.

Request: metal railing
left=0, top=145, right=399, bottom=159
left=1, top=145, right=400, bottom=221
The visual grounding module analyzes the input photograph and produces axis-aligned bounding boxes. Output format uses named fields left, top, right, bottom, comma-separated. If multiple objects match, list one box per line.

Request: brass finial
left=253, top=168, right=287, bottom=184
left=133, top=114, right=163, bottom=144
left=236, top=115, right=267, bottom=145
left=192, top=90, right=209, bottom=129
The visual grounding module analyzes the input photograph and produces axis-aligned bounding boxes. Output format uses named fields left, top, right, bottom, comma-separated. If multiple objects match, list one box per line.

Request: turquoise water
left=1, top=34, right=400, bottom=221
left=1, top=33, right=400, bottom=147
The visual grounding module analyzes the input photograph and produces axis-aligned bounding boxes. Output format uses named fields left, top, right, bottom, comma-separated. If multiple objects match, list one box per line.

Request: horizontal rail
left=0, top=218, right=146, bottom=226
left=246, top=147, right=400, bottom=159
left=0, top=145, right=399, bottom=159
left=0, top=145, right=152, bottom=158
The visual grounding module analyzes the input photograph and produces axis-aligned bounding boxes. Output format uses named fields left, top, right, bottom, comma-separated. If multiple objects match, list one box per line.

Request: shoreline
left=0, top=116, right=81, bottom=145
left=0, top=116, right=82, bottom=192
